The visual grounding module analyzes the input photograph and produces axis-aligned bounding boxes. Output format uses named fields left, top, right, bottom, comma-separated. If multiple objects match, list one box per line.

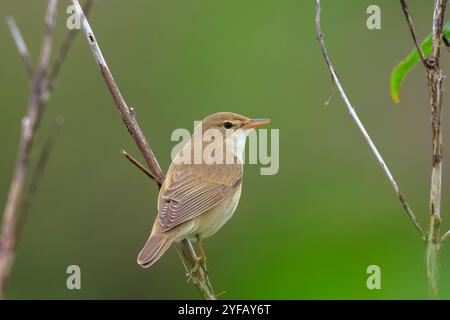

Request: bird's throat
left=228, top=131, right=249, bottom=163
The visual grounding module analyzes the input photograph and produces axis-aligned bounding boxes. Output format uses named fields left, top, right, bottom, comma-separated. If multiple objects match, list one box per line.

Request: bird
left=137, top=112, right=270, bottom=271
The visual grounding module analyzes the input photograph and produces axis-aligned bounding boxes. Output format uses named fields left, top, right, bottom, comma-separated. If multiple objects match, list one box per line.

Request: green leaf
left=390, top=22, right=450, bottom=104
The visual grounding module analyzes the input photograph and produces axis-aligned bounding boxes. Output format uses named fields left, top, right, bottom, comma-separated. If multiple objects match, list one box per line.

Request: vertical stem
left=426, top=69, right=444, bottom=298
left=426, top=0, right=446, bottom=299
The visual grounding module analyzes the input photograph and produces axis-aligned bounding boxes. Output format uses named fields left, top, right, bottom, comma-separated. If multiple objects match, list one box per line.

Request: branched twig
left=0, top=0, right=92, bottom=299
left=71, top=0, right=217, bottom=299
left=315, top=0, right=425, bottom=239
left=121, top=150, right=160, bottom=185
left=0, top=0, right=59, bottom=298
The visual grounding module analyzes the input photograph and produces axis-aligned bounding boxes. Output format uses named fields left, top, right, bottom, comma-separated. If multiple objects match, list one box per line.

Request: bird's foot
left=186, top=256, right=202, bottom=282
left=186, top=256, right=208, bottom=282
left=200, top=258, right=209, bottom=276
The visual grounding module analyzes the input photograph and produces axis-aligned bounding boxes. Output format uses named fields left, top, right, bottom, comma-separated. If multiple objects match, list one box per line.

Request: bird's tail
left=137, top=231, right=175, bottom=268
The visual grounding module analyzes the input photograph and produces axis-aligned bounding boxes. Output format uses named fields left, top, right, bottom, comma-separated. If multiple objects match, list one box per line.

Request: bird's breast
left=193, top=186, right=242, bottom=239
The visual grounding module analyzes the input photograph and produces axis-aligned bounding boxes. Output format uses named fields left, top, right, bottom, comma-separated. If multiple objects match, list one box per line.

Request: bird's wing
left=157, top=162, right=242, bottom=232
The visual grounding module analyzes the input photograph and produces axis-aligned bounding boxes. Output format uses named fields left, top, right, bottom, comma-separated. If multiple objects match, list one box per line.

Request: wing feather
left=157, top=162, right=242, bottom=232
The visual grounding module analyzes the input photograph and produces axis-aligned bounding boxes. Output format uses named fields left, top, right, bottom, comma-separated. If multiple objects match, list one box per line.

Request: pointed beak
left=241, top=118, right=271, bottom=129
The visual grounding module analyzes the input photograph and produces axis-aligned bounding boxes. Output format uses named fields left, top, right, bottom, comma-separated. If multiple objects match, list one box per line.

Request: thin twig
left=400, top=0, right=430, bottom=68
left=16, top=117, right=64, bottom=243
left=315, top=0, right=425, bottom=240
left=71, top=0, right=217, bottom=300
left=441, top=230, right=450, bottom=244
left=0, top=0, right=59, bottom=298
left=6, top=17, right=34, bottom=78
left=121, top=150, right=161, bottom=186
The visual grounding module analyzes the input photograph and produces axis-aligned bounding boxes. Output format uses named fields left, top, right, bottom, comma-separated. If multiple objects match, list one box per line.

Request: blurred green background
left=1, top=0, right=450, bottom=299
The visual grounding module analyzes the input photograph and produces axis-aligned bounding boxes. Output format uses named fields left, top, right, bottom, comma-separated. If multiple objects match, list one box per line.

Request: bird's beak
left=241, top=118, right=271, bottom=129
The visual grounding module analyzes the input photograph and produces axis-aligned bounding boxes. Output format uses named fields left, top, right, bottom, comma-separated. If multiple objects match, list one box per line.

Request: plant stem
left=425, top=0, right=447, bottom=299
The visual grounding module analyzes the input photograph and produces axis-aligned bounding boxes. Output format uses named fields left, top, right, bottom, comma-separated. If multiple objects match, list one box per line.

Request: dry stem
left=426, top=0, right=446, bottom=299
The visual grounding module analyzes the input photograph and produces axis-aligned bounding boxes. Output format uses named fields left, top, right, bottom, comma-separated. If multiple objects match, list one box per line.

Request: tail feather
left=137, top=233, right=174, bottom=268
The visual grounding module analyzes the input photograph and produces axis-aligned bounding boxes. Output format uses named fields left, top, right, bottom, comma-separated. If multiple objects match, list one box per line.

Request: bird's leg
left=196, top=235, right=208, bottom=273
left=186, top=235, right=209, bottom=282
left=186, top=255, right=202, bottom=283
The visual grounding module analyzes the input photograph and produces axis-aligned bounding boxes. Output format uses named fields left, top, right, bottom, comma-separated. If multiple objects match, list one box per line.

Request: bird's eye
left=223, top=122, right=233, bottom=129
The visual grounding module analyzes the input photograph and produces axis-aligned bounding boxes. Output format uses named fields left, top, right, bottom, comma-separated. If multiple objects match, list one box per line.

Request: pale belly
left=174, top=186, right=242, bottom=241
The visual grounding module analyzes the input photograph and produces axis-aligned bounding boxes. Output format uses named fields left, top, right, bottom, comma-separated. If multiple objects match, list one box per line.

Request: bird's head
left=196, top=112, right=270, bottom=162
left=200, top=112, right=270, bottom=136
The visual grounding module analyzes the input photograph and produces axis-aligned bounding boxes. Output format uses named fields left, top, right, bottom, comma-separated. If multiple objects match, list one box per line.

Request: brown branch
left=6, top=17, right=34, bottom=78
left=0, top=0, right=59, bottom=298
left=400, top=0, right=430, bottom=68
left=121, top=150, right=161, bottom=186
left=315, top=0, right=425, bottom=239
left=71, top=0, right=217, bottom=299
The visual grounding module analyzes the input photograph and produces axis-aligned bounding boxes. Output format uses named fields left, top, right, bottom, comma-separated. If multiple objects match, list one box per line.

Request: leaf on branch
left=390, top=21, right=450, bottom=104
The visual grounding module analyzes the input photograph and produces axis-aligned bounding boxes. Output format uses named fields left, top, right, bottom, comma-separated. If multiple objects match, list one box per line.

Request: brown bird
left=137, top=112, right=270, bottom=270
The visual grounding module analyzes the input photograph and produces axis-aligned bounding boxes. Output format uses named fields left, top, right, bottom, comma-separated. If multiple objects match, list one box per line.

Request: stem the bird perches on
left=315, top=0, right=425, bottom=239
left=71, top=0, right=217, bottom=300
